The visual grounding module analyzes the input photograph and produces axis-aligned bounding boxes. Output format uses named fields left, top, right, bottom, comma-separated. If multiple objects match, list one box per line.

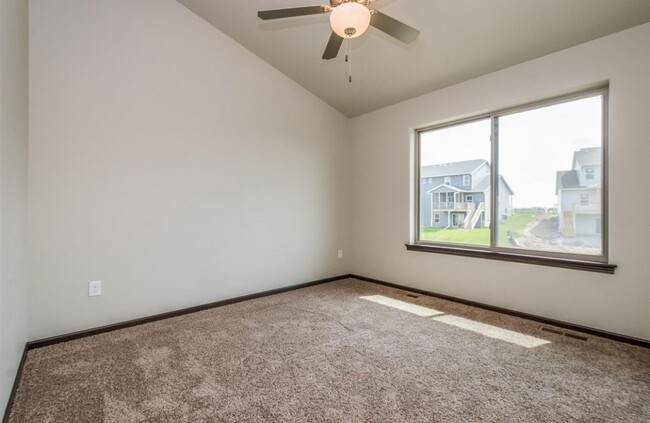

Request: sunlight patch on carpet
left=432, top=315, right=550, bottom=348
left=360, top=295, right=444, bottom=317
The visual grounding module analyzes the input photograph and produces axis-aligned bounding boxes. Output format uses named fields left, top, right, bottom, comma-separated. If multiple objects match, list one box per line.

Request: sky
left=420, top=95, right=603, bottom=208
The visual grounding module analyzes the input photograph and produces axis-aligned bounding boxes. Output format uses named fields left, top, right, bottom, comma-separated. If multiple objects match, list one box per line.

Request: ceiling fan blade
left=258, top=6, right=329, bottom=20
left=370, top=11, right=420, bottom=43
left=322, top=32, right=344, bottom=60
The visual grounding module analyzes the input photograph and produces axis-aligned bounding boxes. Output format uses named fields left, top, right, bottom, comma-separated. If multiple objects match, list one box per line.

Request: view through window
left=417, top=91, right=606, bottom=259
left=419, top=119, right=491, bottom=246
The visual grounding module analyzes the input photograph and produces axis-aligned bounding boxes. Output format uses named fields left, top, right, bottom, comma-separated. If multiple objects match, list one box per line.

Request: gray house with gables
left=420, top=159, right=514, bottom=229
left=556, top=147, right=602, bottom=236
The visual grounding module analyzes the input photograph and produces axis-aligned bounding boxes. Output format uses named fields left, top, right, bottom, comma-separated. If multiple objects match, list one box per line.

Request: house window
left=422, top=178, right=427, bottom=184
left=428, top=178, right=433, bottom=184
left=444, top=176, right=451, bottom=184
left=414, top=87, right=609, bottom=267
left=434, top=213, right=440, bottom=223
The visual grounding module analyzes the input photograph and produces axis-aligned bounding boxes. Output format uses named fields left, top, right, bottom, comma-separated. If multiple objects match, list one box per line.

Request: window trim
left=412, top=85, right=611, bottom=270
left=462, top=174, right=470, bottom=186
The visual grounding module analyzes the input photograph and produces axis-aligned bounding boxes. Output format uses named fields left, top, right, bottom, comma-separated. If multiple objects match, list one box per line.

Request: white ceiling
left=176, top=0, right=650, bottom=117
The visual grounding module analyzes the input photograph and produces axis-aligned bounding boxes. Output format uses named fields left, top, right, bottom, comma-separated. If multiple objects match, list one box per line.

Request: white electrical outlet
left=337, top=249, right=343, bottom=259
left=89, top=280, right=101, bottom=297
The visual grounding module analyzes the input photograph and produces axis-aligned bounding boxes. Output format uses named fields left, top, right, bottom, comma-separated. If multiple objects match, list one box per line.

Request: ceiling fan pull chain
left=346, top=38, right=352, bottom=83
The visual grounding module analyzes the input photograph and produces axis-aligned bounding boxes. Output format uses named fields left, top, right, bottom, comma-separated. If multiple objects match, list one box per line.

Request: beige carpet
left=9, top=279, right=650, bottom=422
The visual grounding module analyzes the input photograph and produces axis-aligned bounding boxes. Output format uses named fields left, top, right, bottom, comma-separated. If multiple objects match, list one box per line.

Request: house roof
left=426, top=184, right=467, bottom=194
left=556, top=170, right=581, bottom=193
left=421, top=159, right=487, bottom=178
left=499, top=176, right=515, bottom=196
left=572, top=147, right=602, bottom=169
left=471, top=175, right=515, bottom=195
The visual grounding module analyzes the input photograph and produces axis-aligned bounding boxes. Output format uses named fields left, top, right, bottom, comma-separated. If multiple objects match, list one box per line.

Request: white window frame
left=585, top=167, right=594, bottom=180
left=444, top=176, right=451, bottom=184
left=413, top=86, right=609, bottom=265
left=462, top=174, right=470, bottom=186
left=434, top=213, right=440, bottom=223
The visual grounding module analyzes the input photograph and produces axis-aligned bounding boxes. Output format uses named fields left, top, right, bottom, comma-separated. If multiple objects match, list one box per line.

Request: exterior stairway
left=562, top=211, right=576, bottom=236
left=464, top=202, right=485, bottom=230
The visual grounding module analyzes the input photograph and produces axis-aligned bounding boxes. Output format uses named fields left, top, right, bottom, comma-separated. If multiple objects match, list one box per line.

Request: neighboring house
left=556, top=147, right=602, bottom=236
left=420, top=159, right=514, bottom=230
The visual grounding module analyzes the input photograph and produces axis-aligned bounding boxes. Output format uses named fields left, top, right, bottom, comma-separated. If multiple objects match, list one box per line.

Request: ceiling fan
left=257, top=0, right=420, bottom=60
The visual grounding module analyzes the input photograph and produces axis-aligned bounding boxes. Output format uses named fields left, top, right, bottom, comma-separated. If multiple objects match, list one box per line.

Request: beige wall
left=350, top=23, right=650, bottom=341
left=28, top=0, right=351, bottom=340
left=26, top=1, right=650, bottom=345
left=0, top=0, right=29, bottom=413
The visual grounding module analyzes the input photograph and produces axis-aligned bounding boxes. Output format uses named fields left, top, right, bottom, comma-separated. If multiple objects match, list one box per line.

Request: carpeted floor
left=9, top=278, right=650, bottom=422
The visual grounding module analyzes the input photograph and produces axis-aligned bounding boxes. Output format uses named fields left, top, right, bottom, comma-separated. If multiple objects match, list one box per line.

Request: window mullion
left=490, top=116, right=499, bottom=250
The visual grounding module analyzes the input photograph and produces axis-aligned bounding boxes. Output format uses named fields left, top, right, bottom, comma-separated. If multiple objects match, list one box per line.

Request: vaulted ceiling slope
left=177, top=0, right=650, bottom=117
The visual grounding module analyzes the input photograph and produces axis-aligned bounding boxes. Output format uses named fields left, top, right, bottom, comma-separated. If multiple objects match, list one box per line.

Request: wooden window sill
left=405, top=244, right=616, bottom=274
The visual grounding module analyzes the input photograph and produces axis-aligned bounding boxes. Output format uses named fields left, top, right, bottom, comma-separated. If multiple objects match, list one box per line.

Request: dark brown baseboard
left=2, top=345, right=28, bottom=423
left=23, top=273, right=650, bottom=351
left=349, top=274, right=649, bottom=349
left=5, top=272, right=648, bottom=421
left=27, top=274, right=351, bottom=350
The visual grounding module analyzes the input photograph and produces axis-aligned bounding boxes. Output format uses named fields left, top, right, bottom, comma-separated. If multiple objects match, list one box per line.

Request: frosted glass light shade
left=329, top=2, right=371, bottom=39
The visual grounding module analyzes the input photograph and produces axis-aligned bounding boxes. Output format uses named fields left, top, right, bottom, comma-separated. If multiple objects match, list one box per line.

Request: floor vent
left=541, top=327, right=564, bottom=335
left=405, top=293, right=420, bottom=298
left=564, top=332, right=588, bottom=341
left=541, top=326, right=588, bottom=341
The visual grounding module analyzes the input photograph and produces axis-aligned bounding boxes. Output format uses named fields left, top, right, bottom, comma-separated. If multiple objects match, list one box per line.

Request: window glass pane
left=496, top=95, right=603, bottom=256
left=419, top=119, right=491, bottom=246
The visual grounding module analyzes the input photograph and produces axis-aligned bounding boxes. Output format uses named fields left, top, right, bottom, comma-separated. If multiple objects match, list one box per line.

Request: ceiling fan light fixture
left=329, top=2, right=371, bottom=39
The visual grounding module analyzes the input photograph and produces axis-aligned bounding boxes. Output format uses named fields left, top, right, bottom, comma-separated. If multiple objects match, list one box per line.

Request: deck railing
left=432, top=201, right=474, bottom=211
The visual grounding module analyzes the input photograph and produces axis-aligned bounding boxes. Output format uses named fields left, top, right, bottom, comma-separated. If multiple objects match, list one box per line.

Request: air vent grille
left=542, top=326, right=588, bottom=341
left=564, top=332, right=588, bottom=341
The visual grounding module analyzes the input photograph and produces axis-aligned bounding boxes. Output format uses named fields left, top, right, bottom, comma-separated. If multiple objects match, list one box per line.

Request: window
left=418, top=118, right=491, bottom=246
left=413, top=87, right=609, bottom=269
left=429, top=178, right=433, bottom=184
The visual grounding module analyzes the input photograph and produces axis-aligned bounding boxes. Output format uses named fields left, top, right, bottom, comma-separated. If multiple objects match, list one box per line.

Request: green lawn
left=498, top=211, right=534, bottom=241
left=421, top=226, right=490, bottom=245
left=420, top=211, right=534, bottom=246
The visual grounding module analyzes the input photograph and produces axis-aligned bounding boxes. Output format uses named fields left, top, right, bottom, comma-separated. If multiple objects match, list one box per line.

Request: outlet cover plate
left=89, top=280, right=101, bottom=297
